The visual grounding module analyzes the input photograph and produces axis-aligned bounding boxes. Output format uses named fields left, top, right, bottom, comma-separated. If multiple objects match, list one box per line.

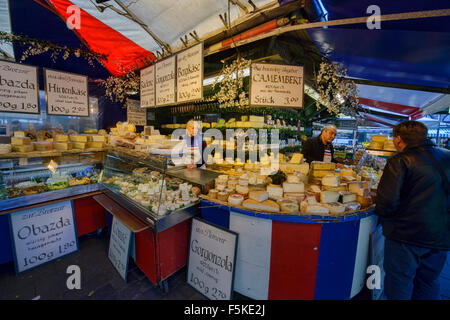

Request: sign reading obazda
left=8, top=200, right=79, bottom=273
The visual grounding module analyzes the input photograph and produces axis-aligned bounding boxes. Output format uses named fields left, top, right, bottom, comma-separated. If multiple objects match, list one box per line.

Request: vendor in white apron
left=183, top=120, right=207, bottom=169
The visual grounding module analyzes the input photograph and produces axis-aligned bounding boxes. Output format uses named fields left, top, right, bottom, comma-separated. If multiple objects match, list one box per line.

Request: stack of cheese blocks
left=309, top=161, right=336, bottom=185
left=68, top=134, right=106, bottom=150
left=11, top=131, right=34, bottom=153
left=280, top=153, right=309, bottom=178
left=134, top=135, right=166, bottom=152
left=368, top=135, right=388, bottom=150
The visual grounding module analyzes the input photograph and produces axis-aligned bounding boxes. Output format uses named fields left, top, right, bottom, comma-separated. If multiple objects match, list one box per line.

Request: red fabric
left=45, top=0, right=155, bottom=76
left=221, top=19, right=278, bottom=50
left=268, top=221, right=322, bottom=300
left=73, top=197, right=106, bottom=237
left=359, top=97, right=420, bottom=116
left=156, top=219, right=192, bottom=280
left=135, top=229, right=158, bottom=285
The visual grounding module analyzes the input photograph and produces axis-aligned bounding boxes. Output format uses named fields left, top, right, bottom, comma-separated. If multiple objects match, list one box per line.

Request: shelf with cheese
left=0, top=129, right=108, bottom=159
left=203, top=160, right=382, bottom=217
left=367, top=135, right=396, bottom=152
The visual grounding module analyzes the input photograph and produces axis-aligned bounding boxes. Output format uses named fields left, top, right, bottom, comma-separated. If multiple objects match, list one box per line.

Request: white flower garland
left=315, top=61, right=360, bottom=118
left=210, top=57, right=251, bottom=108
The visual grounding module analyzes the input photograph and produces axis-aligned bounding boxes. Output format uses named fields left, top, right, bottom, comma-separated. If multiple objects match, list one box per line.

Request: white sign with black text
left=177, top=43, right=203, bottom=103
left=9, top=200, right=78, bottom=274
left=44, top=69, right=89, bottom=116
left=108, top=216, right=132, bottom=281
left=250, top=62, right=304, bottom=108
left=187, top=218, right=238, bottom=300
left=0, top=60, right=40, bottom=114
left=140, top=64, right=155, bottom=107
left=155, top=56, right=176, bottom=106
left=127, top=99, right=146, bottom=126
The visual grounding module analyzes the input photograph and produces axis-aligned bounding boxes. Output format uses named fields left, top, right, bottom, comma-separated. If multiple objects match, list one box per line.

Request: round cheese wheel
left=228, top=194, right=244, bottom=206
left=217, top=191, right=228, bottom=202
left=208, top=189, right=218, bottom=199
left=239, top=178, right=249, bottom=186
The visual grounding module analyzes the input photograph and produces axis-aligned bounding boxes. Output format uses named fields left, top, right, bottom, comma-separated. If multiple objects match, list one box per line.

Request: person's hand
left=336, top=163, right=345, bottom=169
left=187, top=163, right=196, bottom=169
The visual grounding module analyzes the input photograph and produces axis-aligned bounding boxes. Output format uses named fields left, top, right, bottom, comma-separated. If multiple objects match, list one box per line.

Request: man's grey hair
left=322, top=125, right=337, bottom=133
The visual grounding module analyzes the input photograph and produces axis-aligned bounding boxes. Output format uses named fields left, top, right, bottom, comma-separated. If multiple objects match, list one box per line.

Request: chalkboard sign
left=187, top=218, right=238, bottom=300
left=8, top=200, right=79, bottom=274
left=108, top=216, right=132, bottom=281
left=0, top=60, right=40, bottom=114
left=127, top=99, right=147, bottom=126
left=44, top=68, right=89, bottom=117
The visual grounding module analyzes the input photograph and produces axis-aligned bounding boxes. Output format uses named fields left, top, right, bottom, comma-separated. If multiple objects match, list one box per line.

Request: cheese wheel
left=217, top=192, right=229, bottom=202
left=282, top=182, right=304, bottom=193
left=228, top=194, right=244, bottom=206
left=11, top=137, right=31, bottom=145
left=239, top=178, right=249, bottom=186
left=208, top=189, right=218, bottom=199
left=235, top=185, right=249, bottom=195
left=266, top=184, right=283, bottom=200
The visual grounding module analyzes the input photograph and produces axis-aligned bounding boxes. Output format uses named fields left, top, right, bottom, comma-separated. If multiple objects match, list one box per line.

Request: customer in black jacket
left=376, top=120, right=450, bottom=300
left=301, top=125, right=344, bottom=168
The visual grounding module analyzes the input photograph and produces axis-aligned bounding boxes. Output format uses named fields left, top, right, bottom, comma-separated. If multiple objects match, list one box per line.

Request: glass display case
left=0, top=150, right=105, bottom=211
left=101, top=147, right=204, bottom=232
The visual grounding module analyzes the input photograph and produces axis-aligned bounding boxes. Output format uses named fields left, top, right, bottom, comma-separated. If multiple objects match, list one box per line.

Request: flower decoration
left=0, top=32, right=108, bottom=66
left=210, top=57, right=251, bottom=108
left=315, top=60, right=360, bottom=119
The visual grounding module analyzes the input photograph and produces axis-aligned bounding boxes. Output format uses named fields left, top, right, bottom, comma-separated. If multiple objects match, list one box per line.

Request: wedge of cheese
left=320, top=191, right=340, bottom=204
left=266, top=184, right=283, bottom=200
left=282, top=182, right=304, bottom=193
left=322, top=174, right=340, bottom=187
left=235, top=185, right=249, bottom=196
left=289, top=153, right=304, bottom=164
left=13, top=131, right=27, bottom=138
left=69, top=135, right=88, bottom=143
left=311, top=161, right=336, bottom=170
left=249, top=191, right=269, bottom=202
left=55, top=134, right=69, bottom=142
left=323, top=202, right=346, bottom=215
left=242, top=199, right=280, bottom=212
left=287, top=174, right=301, bottom=183
left=11, top=137, right=31, bottom=145
left=73, top=142, right=86, bottom=150
left=12, top=144, right=33, bottom=152
left=86, top=142, right=105, bottom=149
left=301, top=203, right=330, bottom=215
left=53, top=142, right=72, bottom=151
left=311, top=170, right=335, bottom=178
left=284, top=192, right=306, bottom=202
left=322, top=185, right=347, bottom=192
left=278, top=199, right=299, bottom=213
left=339, top=191, right=357, bottom=204
left=32, top=141, right=52, bottom=151
left=357, top=195, right=373, bottom=209
left=340, top=169, right=355, bottom=179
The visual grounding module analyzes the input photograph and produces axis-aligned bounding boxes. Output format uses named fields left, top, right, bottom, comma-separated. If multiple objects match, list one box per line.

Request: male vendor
left=301, top=124, right=344, bottom=168
left=184, top=119, right=207, bottom=169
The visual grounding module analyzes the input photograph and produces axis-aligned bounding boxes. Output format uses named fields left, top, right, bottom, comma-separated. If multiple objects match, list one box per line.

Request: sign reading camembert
left=0, top=60, right=40, bottom=114
left=177, top=43, right=203, bottom=103
left=155, top=56, right=176, bottom=106
left=44, top=69, right=89, bottom=116
left=140, top=64, right=155, bottom=107
left=250, top=63, right=304, bottom=108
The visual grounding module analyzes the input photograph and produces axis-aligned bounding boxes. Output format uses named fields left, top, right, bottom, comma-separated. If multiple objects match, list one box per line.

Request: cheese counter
left=199, top=196, right=377, bottom=300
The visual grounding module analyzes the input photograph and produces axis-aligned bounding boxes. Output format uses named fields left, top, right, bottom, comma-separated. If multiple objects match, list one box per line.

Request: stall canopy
left=1, top=0, right=449, bottom=124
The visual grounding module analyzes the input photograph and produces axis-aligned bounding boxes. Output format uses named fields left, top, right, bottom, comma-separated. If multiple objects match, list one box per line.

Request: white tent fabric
left=70, top=0, right=274, bottom=53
